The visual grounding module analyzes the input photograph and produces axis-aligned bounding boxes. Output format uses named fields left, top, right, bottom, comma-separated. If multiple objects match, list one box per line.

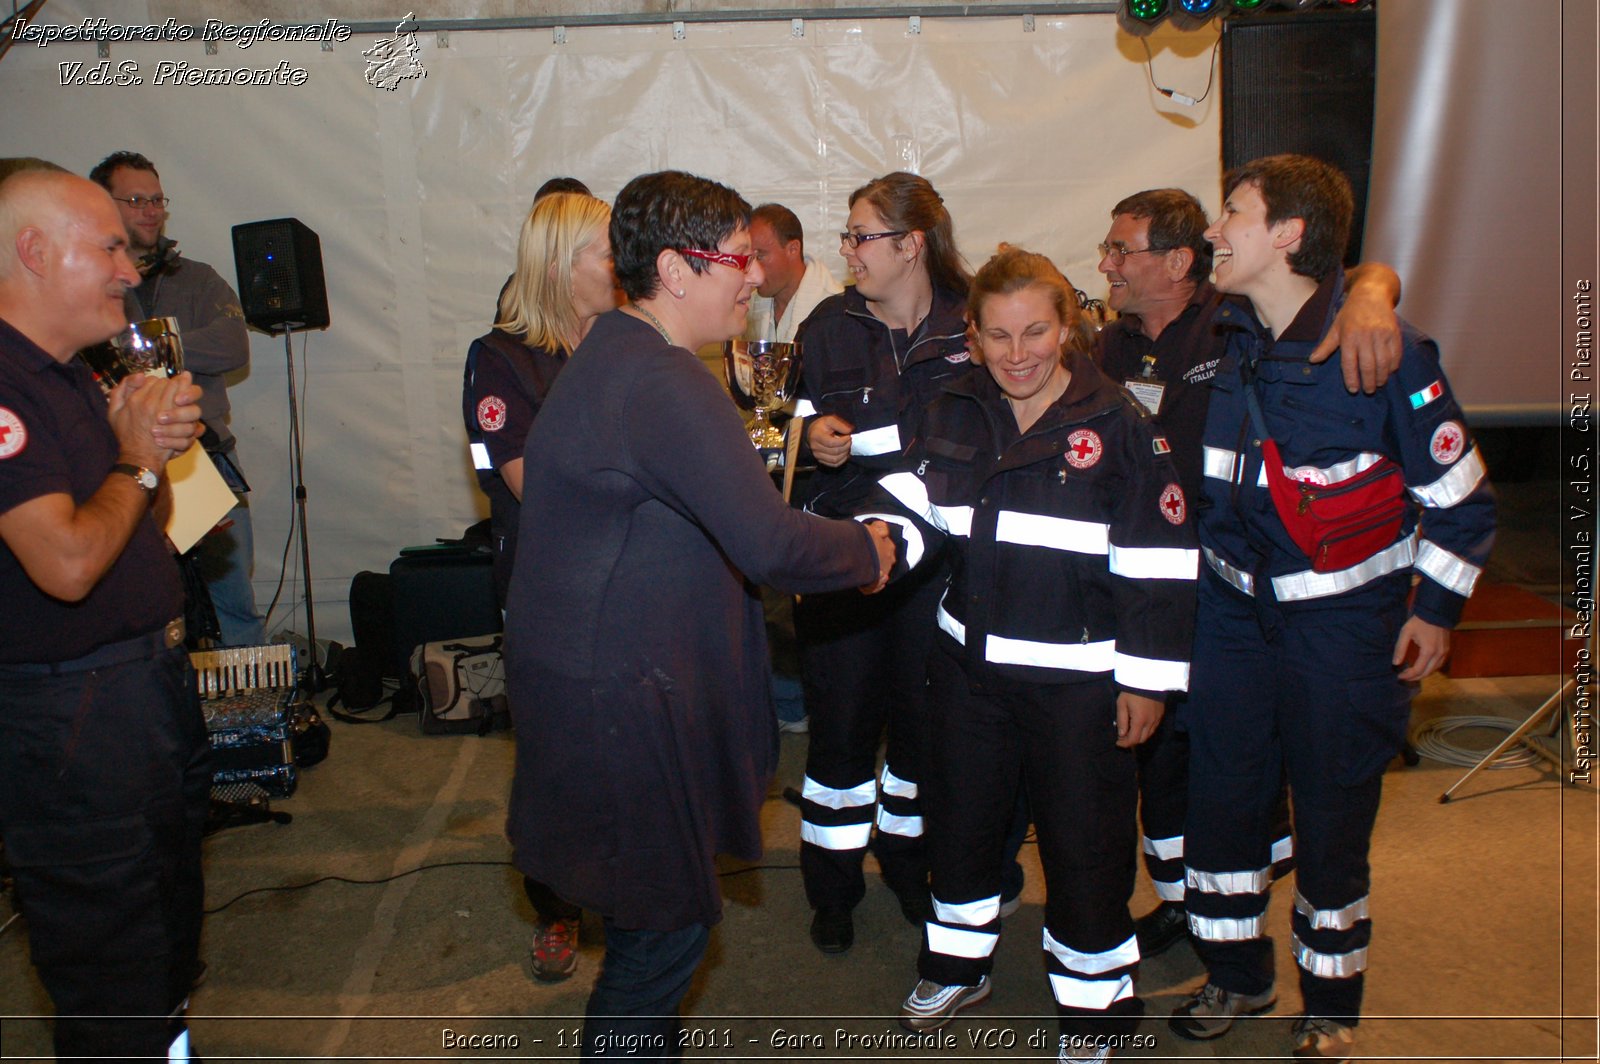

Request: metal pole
left=282, top=328, right=326, bottom=694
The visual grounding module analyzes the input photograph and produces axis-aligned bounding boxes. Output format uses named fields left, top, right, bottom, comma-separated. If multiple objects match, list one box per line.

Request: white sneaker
left=1292, top=1015, right=1355, bottom=1060
left=898, top=975, right=991, bottom=1032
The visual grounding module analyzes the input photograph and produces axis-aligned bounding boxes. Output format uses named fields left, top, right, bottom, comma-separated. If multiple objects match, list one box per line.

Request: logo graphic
left=1159, top=483, right=1186, bottom=525
left=1289, top=465, right=1330, bottom=486
left=363, top=12, right=426, bottom=90
left=0, top=407, right=26, bottom=459
left=1429, top=420, right=1465, bottom=465
left=1065, top=429, right=1102, bottom=469
left=476, top=396, right=507, bottom=432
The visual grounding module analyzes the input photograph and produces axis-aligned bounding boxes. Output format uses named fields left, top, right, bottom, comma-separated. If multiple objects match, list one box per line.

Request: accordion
left=193, top=644, right=307, bottom=798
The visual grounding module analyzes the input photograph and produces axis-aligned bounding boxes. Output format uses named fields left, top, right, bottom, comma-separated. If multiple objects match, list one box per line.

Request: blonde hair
left=968, top=244, right=1096, bottom=362
left=496, top=191, right=612, bottom=356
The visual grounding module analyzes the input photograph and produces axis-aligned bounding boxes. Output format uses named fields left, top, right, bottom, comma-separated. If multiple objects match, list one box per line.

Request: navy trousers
left=919, top=649, right=1142, bottom=1040
left=1183, top=571, right=1412, bottom=1022
left=0, top=642, right=210, bottom=1062
left=795, top=563, right=943, bottom=910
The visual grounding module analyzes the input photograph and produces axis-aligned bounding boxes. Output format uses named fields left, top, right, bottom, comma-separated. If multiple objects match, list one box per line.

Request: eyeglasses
left=1097, top=241, right=1169, bottom=264
left=839, top=230, right=908, bottom=249
left=113, top=195, right=171, bottom=211
left=678, top=247, right=753, bottom=272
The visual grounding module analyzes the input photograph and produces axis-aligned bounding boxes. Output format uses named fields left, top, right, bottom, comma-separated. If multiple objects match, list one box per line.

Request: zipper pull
left=1081, top=627, right=1090, bottom=645
left=1297, top=484, right=1313, bottom=515
left=1058, top=468, right=1067, bottom=484
left=861, top=387, right=872, bottom=405
left=916, top=459, right=929, bottom=476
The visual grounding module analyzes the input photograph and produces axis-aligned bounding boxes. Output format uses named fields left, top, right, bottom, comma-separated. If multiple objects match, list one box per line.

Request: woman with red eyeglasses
left=503, top=170, right=895, bottom=1061
left=787, top=172, right=978, bottom=954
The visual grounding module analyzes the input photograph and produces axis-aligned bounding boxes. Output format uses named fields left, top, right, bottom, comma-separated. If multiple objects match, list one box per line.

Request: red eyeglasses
left=677, top=247, right=753, bottom=272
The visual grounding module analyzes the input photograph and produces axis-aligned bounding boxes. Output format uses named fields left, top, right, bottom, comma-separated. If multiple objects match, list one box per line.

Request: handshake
left=860, top=519, right=897, bottom=595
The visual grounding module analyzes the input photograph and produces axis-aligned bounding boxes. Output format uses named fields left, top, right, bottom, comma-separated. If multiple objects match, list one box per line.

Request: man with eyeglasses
left=1094, top=188, right=1404, bottom=968
left=89, top=150, right=263, bottom=647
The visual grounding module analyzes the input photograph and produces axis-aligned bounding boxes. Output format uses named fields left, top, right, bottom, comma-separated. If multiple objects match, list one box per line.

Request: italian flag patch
left=1409, top=380, right=1444, bottom=409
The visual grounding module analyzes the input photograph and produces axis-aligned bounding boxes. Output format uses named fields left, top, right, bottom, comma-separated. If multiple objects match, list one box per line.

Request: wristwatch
left=112, top=462, right=160, bottom=500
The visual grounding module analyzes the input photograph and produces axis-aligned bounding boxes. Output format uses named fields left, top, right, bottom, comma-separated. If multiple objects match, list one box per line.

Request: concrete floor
left=1, top=669, right=1595, bottom=1062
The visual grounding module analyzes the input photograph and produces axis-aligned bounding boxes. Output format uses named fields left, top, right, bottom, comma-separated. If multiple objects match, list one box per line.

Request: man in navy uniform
left=1095, top=188, right=1403, bottom=959
left=0, top=164, right=209, bottom=1061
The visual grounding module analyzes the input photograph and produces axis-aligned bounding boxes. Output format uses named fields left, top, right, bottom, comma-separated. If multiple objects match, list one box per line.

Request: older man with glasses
left=1093, top=188, right=1404, bottom=971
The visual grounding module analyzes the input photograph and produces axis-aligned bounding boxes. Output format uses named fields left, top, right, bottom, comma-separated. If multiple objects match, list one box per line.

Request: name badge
left=1124, top=377, right=1166, bottom=417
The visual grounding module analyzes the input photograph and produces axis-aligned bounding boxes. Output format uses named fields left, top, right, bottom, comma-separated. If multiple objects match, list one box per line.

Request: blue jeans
left=582, top=921, right=710, bottom=1061
left=197, top=452, right=265, bottom=647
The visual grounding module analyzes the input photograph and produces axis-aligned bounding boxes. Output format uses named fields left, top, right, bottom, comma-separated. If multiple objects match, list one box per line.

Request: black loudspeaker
left=1221, top=10, right=1377, bottom=266
left=231, top=218, right=329, bottom=333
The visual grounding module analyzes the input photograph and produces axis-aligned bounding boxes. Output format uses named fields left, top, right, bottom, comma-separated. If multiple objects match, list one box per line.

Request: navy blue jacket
left=868, top=350, right=1198, bottom=698
left=1199, top=273, right=1495, bottom=627
left=793, top=285, right=972, bottom=518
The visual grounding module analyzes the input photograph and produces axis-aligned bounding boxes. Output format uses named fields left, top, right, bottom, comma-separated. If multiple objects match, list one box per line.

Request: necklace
left=630, top=303, right=674, bottom=346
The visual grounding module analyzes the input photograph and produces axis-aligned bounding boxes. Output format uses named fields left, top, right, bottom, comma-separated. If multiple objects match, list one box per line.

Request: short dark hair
left=610, top=171, right=751, bottom=302
left=752, top=203, right=803, bottom=249
left=1222, top=154, right=1353, bottom=281
left=89, top=150, right=158, bottom=190
left=849, top=172, right=971, bottom=297
left=0, top=157, right=68, bottom=184
left=1111, top=188, right=1211, bottom=283
left=534, top=176, right=590, bottom=201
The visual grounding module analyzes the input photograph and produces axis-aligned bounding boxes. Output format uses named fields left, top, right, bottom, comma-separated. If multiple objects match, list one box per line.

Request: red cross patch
left=1290, top=465, right=1330, bottom=486
left=0, top=407, right=26, bottom=460
left=1159, top=483, right=1186, bottom=525
left=476, top=395, right=508, bottom=433
left=1065, top=429, right=1102, bottom=469
left=1429, top=420, right=1465, bottom=465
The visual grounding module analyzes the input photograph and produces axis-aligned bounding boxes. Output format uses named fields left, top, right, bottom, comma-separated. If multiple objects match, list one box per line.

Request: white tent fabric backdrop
left=5, top=6, right=1223, bottom=642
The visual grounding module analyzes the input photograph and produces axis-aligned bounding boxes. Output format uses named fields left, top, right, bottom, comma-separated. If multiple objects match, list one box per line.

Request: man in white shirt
left=744, top=203, right=843, bottom=342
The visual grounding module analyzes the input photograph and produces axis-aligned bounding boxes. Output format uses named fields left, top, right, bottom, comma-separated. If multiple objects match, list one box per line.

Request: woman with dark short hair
left=502, top=170, right=894, bottom=1059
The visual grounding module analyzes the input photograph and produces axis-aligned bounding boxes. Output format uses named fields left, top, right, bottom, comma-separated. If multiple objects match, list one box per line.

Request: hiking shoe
left=810, top=906, right=854, bottom=953
left=1134, top=900, right=1188, bottom=957
left=1058, top=1044, right=1113, bottom=1063
left=899, top=976, right=992, bottom=1031
left=777, top=715, right=810, bottom=734
left=1168, top=980, right=1276, bottom=1040
left=999, top=892, right=1022, bottom=919
left=530, top=918, right=579, bottom=982
left=1292, top=1015, right=1355, bottom=1060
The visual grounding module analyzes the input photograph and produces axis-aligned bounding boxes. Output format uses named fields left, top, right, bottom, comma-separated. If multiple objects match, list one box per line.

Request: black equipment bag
left=389, top=546, right=500, bottom=715
left=331, top=569, right=396, bottom=712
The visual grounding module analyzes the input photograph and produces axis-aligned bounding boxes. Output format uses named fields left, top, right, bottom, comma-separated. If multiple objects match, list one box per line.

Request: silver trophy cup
left=113, top=316, right=186, bottom=377
left=724, top=339, right=801, bottom=449
left=79, top=317, right=185, bottom=392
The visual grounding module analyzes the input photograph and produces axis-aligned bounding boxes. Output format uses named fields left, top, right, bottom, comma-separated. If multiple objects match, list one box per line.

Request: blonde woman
left=462, top=189, right=617, bottom=980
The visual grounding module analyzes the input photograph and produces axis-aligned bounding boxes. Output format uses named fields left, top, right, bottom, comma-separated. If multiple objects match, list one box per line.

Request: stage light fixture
left=1118, top=0, right=1172, bottom=36
left=1170, top=0, right=1224, bottom=30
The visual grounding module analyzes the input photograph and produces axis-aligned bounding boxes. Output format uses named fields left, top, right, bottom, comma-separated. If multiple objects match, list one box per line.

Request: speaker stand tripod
left=1440, top=626, right=1596, bottom=802
left=280, top=325, right=326, bottom=695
